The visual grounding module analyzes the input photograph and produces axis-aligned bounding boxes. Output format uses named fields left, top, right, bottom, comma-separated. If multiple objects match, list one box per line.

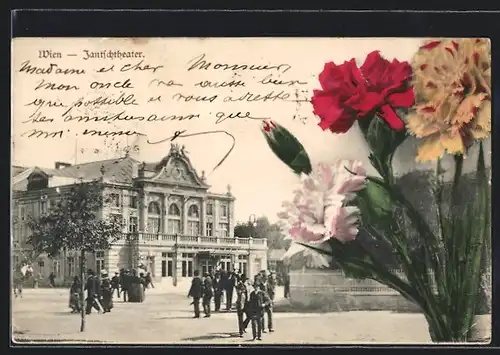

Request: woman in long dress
left=100, top=271, right=113, bottom=312
left=69, top=276, right=82, bottom=313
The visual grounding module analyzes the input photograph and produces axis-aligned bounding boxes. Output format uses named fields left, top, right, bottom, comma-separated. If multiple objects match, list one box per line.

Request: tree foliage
left=234, top=216, right=290, bottom=250
left=27, top=181, right=123, bottom=258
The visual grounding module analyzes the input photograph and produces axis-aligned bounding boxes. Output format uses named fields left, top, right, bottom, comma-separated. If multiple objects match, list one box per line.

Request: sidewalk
left=12, top=290, right=432, bottom=344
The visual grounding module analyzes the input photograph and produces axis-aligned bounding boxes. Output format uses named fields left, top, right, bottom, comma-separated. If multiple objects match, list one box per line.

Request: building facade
left=12, top=144, right=267, bottom=285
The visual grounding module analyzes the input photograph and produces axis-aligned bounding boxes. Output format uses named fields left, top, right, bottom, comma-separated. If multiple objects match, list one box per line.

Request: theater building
left=12, top=144, right=268, bottom=285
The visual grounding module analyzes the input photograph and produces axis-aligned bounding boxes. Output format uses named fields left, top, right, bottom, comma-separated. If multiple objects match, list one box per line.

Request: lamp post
left=173, top=233, right=179, bottom=287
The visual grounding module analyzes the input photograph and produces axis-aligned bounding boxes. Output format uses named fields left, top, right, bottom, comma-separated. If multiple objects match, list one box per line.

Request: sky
left=12, top=38, right=491, bottom=224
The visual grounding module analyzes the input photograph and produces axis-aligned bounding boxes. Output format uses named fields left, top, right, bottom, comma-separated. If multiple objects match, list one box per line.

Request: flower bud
left=261, top=121, right=312, bottom=175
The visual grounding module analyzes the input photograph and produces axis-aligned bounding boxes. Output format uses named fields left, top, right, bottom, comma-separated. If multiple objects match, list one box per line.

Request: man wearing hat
left=84, top=269, right=102, bottom=314
left=202, top=272, right=213, bottom=318
left=235, top=274, right=249, bottom=337
left=121, top=269, right=131, bottom=302
left=111, top=272, right=120, bottom=298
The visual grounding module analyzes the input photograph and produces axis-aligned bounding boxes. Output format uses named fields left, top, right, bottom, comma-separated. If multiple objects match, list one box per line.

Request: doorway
left=200, top=258, right=215, bottom=275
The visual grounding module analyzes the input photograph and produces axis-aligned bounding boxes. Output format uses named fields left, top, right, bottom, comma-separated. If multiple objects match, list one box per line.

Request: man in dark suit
left=213, top=271, right=223, bottom=312
left=202, top=273, right=213, bottom=318
left=188, top=270, right=203, bottom=318
left=235, top=274, right=249, bottom=337
left=225, top=271, right=237, bottom=310
left=84, top=269, right=102, bottom=314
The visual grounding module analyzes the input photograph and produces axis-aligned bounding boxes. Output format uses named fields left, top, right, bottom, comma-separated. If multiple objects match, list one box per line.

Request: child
left=246, top=284, right=265, bottom=341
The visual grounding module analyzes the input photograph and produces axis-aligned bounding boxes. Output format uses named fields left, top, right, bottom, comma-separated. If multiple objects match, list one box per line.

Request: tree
left=234, top=216, right=290, bottom=250
left=27, top=180, right=122, bottom=332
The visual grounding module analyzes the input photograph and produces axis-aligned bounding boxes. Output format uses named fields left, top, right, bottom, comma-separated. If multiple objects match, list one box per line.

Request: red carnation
left=311, top=51, right=415, bottom=133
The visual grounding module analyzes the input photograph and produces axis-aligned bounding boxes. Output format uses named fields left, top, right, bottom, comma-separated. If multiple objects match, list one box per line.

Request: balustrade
left=124, top=232, right=267, bottom=248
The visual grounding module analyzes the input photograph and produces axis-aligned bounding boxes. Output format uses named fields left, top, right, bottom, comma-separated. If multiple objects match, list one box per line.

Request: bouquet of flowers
left=262, top=39, right=491, bottom=343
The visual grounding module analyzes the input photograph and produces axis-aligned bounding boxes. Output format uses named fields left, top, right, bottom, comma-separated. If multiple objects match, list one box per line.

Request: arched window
left=147, top=202, right=161, bottom=233
left=148, top=202, right=161, bottom=215
left=167, top=203, right=181, bottom=234
left=168, top=203, right=180, bottom=216
left=188, top=205, right=199, bottom=218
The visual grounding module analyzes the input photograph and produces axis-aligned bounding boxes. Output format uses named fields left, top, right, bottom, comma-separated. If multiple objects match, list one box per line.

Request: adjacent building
left=12, top=144, right=267, bottom=285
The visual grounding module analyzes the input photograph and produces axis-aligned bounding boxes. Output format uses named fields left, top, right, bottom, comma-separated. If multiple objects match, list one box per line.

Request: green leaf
left=356, top=180, right=394, bottom=221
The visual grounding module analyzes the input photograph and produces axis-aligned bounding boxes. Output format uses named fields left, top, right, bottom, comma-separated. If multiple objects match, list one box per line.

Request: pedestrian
left=235, top=274, right=249, bottom=337
left=69, top=276, right=82, bottom=313
left=111, top=272, right=120, bottom=298
left=129, top=269, right=144, bottom=302
left=145, top=272, right=155, bottom=289
left=225, top=270, right=236, bottom=311
left=259, top=283, right=274, bottom=333
left=202, top=272, right=213, bottom=318
left=84, top=269, right=102, bottom=314
left=139, top=272, right=147, bottom=291
left=188, top=270, right=203, bottom=318
left=246, top=283, right=264, bottom=341
left=122, top=269, right=130, bottom=302
left=284, top=271, right=291, bottom=299
left=267, top=272, right=277, bottom=303
left=100, top=270, right=113, bottom=313
left=48, top=271, right=56, bottom=288
left=213, top=271, right=223, bottom=312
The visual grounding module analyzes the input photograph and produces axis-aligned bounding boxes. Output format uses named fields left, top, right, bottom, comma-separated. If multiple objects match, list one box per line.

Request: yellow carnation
left=408, top=38, right=491, bottom=162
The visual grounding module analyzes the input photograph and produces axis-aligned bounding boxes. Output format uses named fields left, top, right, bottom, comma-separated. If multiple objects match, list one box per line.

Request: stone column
left=201, top=198, right=207, bottom=236
left=229, top=199, right=235, bottom=238
left=162, top=193, right=169, bottom=234
left=182, top=196, right=188, bottom=235
left=214, top=200, right=219, bottom=237
left=139, top=191, right=148, bottom=232
left=230, top=254, right=236, bottom=272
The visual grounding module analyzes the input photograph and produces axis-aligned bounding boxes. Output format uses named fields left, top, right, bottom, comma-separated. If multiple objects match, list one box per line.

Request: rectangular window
left=206, top=223, right=213, bottom=237
left=167, top=220, right=181, bottom=234
left=78, top=256, right=83, bottom=274
left=182, top=261, right=187, bottom=277
left=206, top=203, right=213, bottom=216
left=129, top=217, right=138, bottom=233
left=67, top=257, right=75, bottom=277
left=188, top=221, right=200, bottom=235
left=38, top=260, right=45, bottom=275
left=96, top=251, right=105, bottom=274
left=168, top=260, right=173, bottom=276
left=110, top=214, right=122, bottom=226
left=268, top=260, right=277, bottom=271
left=53, top=260, right=61, bottom=277
left=109, top=193, right=120, bottom=207
left=219, top=223, right=229, bottom=238
left=96, top=260, right=103, bottom=274
left=188, top=260, right=193, bottom=277
left=20, top=206, right=26, bottom=221
left=147, top=217, right=160, bottom=233
left=129, top=195, right=138, bottom=209
left=161, top=260, right=167, bottom=277
left=40, top=200, right=48, bottom=214
left=220, top=204, right=228, bottom=217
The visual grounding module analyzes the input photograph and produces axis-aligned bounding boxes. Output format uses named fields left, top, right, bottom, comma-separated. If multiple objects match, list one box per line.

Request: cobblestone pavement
left=11, top=288, right=432, bottom=344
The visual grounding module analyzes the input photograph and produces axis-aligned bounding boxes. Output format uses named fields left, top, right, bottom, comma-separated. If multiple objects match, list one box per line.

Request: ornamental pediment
left=145, top=144, right=209, bottom=189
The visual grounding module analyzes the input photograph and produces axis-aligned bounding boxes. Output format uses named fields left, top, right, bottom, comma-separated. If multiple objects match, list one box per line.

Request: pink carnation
left=277, top=160, right=366, bottom=244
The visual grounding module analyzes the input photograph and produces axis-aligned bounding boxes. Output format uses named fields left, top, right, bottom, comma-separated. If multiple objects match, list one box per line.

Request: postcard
left=11, top=37, right=491, bottom=344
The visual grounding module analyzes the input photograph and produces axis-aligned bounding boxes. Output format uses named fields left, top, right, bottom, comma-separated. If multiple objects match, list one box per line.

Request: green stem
left=451, top=154, right=464, bottom=212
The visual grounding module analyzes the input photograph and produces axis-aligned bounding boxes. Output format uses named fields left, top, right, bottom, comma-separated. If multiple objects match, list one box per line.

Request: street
left=12, top=288, right=433, bottom=344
